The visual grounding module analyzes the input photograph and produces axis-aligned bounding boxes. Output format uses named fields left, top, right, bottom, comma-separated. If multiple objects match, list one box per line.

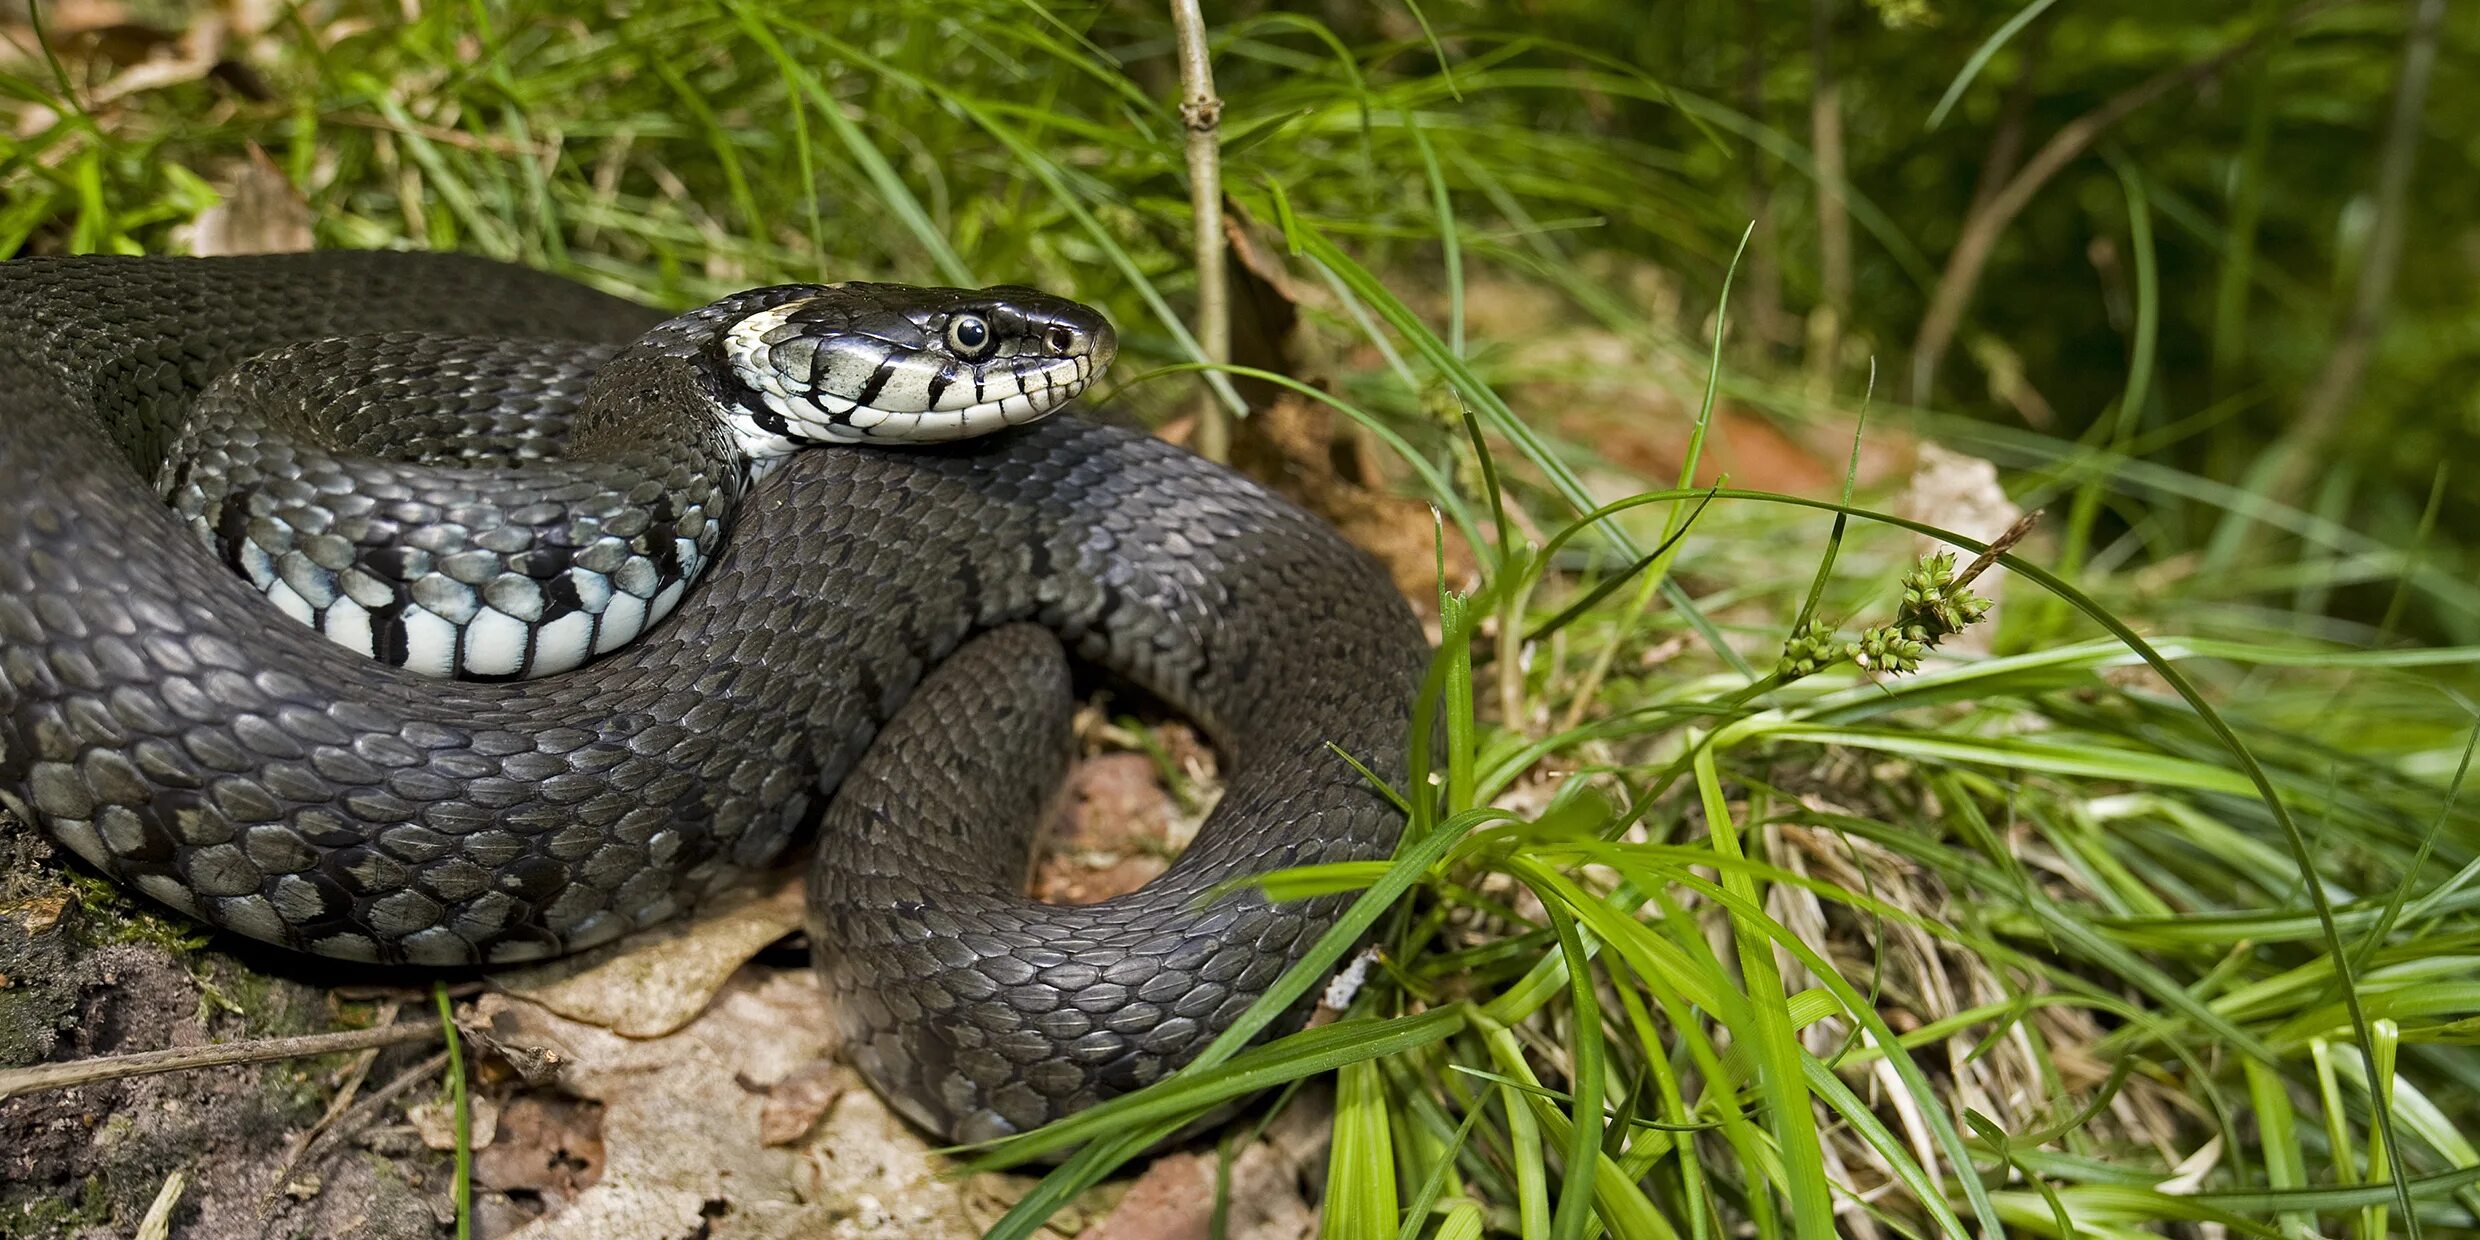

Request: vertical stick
left=2261, top=0, right=2444, bottom=508
left=1170, top=0, right=1231, bottom=462
left=1807, top=0, right=1850, bottom=391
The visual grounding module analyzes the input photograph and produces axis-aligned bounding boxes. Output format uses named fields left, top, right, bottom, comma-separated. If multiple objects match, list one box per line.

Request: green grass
left=4, top=4, right=2475, bottom=1238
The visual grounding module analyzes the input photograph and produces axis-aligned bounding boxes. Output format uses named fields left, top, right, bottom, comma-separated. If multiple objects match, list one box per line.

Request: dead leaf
left=757, top=1062, right=846, bottom=1148
left=791, top=1078, right=1060, bottom=1240
left=481, top=973, right=830, bottom=1240
left=1085, top=1089, right=1329, bottom=1240
left=5, top=0, right=132, bottom=38
left=1218, top=212, right=1305, bottom=415
left=4, top=891, right=67, bottom=934
left=479, top=972, right=1059, bottom=1240
left=86, top=12, right=227, bottom=104
left=188, top=144, right=313, bottom=256
left=1162, top=207, right=1473, bottom=608
left=490, top=876, right=806, bottom=1039
left=1225, top=392, right=1479, bottom=608
left=410, top=1093, right=500, bottom=1152
left=474, top=1094, right=605, bottom=1203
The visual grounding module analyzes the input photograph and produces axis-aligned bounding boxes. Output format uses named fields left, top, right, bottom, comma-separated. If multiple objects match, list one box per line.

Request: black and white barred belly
left=149, top=282, right=1114, bottom=680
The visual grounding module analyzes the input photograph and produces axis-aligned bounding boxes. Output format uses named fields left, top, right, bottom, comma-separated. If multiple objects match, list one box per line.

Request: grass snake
left=0, top=252, right=1425, bottom=1143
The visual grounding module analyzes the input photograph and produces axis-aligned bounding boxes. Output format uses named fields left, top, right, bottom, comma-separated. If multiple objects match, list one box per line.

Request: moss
left=61, top=873, right=211, bottom=957
left=0, top=1174, right=113, bottom=1238
left=196, top=955, right=310, bottom=1036
left=252, top=1055, right=332, bottom=1127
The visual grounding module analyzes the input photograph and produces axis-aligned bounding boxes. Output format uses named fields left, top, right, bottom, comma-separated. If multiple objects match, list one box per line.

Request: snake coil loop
left=0, top=253, right=1423, bottom=1140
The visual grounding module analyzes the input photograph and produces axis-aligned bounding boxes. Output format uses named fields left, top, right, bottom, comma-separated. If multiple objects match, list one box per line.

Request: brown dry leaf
left=1166, top=209, right=1473, bottom=608
left=84, top=11, right=227, bottom=104
left=490, top=875, right=806, bottom=1039
left=479, top=974, right=1058, bottom=1240
left=3, top=890, right=68, bottom=934
left=480, top=973, right=831, bottom=1240
left=473, top=1094, right=605, bottom=1204
left=0, top=1, right=134, bottom=56
left=1218, top=212, right=1307, bottom=416
left=409, top=1093, right=500, bottom=1152
left=757, top=1061, right=846, bottom=1148
left=1226, top=392, right=1479, bottom=607
left=187, top=144, right=313, bottom=256
left=221, top=0, right=285, bottom=38
left=1085, top=1089, right=1330, bottom=1240
left=792, top=1078, right=1065, bottom=1240
left=1084, top=1151, right=1308, bottom=1240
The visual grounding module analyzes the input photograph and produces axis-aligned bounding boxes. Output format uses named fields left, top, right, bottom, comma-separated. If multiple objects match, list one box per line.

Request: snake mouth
left=721, top=285, right=1117, bottom=452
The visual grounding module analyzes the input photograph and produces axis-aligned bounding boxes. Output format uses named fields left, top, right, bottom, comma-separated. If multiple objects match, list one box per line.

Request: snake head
left=717, top=282, right=1116, bottom=452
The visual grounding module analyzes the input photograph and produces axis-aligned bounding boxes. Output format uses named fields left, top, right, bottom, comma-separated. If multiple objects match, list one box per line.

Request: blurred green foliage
left=5, top=0, right=2465, bottom=637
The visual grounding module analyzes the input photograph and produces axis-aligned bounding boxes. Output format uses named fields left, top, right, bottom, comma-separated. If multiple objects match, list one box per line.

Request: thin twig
left=1908, top=0, right=2357, bottom=403
left=295, top=1049, right=453, bottom=1173
left=0, top=1021, right=441, bottom=1103
left=1168, top=0, right=1232, bottom=462
left=263, top=1001, right=401, bottom=1211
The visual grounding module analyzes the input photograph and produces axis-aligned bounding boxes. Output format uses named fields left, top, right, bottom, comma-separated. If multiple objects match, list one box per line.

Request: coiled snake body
left=0, top=253, right=1424, bottom=1142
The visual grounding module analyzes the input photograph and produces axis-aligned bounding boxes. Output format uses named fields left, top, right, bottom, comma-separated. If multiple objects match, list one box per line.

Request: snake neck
left=576, top=282, right=1117, bottom=465
left=565, top=287, right=810, bottom=478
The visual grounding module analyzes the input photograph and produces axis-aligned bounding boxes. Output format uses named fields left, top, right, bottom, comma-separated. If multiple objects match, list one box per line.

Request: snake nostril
left=1046, top=326, right=1078, bottom=355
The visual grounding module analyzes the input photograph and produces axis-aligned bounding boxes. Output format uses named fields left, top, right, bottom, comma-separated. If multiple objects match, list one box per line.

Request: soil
left=0, top=811, right=459, bottom=1240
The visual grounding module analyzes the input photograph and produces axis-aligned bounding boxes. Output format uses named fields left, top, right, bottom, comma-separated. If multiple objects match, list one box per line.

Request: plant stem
left=436, top=982, right=472, bottom=1240
left=1169, top=0, right=1232, bottom=462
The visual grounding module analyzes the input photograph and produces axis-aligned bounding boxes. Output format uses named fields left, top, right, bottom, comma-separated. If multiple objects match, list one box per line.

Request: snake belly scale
left=0, top=253, right=1426, bottom=1141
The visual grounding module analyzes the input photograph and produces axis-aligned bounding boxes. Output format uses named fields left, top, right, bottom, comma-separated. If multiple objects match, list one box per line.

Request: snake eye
left=945, top=314, right=994, bottom=360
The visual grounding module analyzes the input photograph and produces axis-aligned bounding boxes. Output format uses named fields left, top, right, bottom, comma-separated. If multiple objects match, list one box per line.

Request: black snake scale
left=0, top=252, right=1425, bottom=1141
left=158, top=279, right=1112, bottom=680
